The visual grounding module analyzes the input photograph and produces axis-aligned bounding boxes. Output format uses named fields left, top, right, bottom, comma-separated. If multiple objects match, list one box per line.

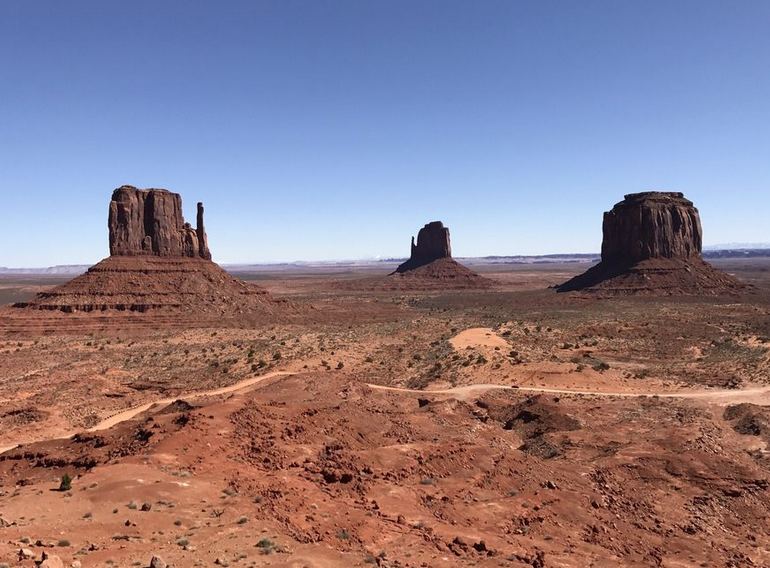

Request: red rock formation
left=378, top=221, right=493, bottom=289
left=14, top=185, right=291, bottom=315
left=396, top=221, right=452, bottom=273
left=601, top=192, right=702, bottom=265
left=558, top=192, right=743, bottom=295
left=108, top=186, right=210, bottom=260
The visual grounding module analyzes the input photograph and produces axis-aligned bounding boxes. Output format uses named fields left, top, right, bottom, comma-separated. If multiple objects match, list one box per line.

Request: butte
left=386, top=221, right=493, bottom=289
left=557, top=191, right=744, bottom=295
left=12, top=185, right=288, bottom=317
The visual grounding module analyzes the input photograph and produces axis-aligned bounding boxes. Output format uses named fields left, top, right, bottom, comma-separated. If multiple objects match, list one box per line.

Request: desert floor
left=1, top=259, right=769, bottom=567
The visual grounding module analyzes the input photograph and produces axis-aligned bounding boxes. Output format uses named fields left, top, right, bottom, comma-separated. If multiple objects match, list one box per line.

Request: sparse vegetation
left=58, top=473, right=72, bottom=492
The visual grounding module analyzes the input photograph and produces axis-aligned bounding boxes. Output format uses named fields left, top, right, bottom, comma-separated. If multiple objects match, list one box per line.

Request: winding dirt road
left=2, top=371, right=769, bottom=455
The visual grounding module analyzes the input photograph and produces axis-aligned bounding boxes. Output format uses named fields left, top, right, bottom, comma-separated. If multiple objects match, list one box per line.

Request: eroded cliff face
left=601, top=192, right=702, bottom=266
left=557, top=191, right=742, bottom=295
left=108, top=186, right=211, bottom=260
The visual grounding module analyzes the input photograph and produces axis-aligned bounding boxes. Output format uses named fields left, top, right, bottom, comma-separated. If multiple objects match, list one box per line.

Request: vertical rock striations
left=13, top=185, right=289, bottom=315
left=600, top=192, right=702, bottom=266
left=108, top=186, right=211, bottom=260
left=558, top=191, right=743, bottom=295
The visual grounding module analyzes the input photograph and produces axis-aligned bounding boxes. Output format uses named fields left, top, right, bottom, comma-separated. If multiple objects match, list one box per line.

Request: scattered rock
left=724, top=403, right=770, bottom=442
left=149, top=555, right=167, bottom=568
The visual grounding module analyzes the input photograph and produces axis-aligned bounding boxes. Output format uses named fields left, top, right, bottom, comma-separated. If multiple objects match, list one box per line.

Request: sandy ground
left=0, top=261, right=769, bottom=567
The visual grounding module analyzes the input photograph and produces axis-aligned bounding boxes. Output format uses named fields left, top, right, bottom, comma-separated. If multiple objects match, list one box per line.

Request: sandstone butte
left=13, top=186, right=287, bottom=315
left=388, top=221, right=493, bottom=289
left=557, top=191, right=744, bottom=295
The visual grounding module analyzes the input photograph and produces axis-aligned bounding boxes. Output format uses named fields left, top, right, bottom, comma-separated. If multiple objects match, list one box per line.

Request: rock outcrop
left=14, top=185, right=291, bottom=316
left=380, top=221, right=493, bottom=289
left=108, top=186, right=211, bottom=259
left=600, top=192, right=702, bottom=265
left=396, top=221, right=452, bottom=273
left=558, top=192, right=743, bottom=295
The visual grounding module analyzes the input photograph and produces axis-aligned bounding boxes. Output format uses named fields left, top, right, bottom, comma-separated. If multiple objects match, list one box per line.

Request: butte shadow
left=557, top=192, right=745, bottom=296
left=12, top=185, right=290, bottom=316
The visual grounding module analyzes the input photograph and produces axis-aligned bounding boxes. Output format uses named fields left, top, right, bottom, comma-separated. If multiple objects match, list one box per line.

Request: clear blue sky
left=1, top=1, right=769, bottom=266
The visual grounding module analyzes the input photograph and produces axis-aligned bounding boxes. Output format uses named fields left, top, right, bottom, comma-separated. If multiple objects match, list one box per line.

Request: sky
left=1, top=0, right=769, bottom=266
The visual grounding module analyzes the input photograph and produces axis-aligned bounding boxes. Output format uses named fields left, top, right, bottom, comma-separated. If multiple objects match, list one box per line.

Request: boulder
left=39, top=552, right=64, bottom=568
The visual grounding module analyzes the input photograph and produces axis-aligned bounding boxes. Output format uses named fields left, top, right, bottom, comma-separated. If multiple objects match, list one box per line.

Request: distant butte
left=387, top=221, right=493, bottom=289
left=14, top=185, right=287, bottom=315
left=557, top=191, right=744, bottom=295
left=395, top=221, right=452, bottom=272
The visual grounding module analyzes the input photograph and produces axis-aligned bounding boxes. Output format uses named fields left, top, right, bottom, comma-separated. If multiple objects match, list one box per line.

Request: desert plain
left=0, top=258, right=769, bottom=567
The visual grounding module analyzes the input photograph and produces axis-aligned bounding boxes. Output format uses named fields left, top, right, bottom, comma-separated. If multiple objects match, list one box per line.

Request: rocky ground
left=0, top=260, right=769, bottom=567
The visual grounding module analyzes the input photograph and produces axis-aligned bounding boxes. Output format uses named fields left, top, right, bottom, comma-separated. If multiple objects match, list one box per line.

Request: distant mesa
left=557, top=191, right=744, bottom=295
left=13, top=185, right=286, bottom=315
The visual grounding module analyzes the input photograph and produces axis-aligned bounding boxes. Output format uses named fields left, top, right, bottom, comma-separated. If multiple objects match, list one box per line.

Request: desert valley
left=0, top=187, right=768, bottom=568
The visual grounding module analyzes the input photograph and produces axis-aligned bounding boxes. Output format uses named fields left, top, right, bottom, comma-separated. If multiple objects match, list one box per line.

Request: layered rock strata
left=557, top=192, right=743, bottom=295
left=108, top=186, right=211, bottom=260
left=14, top=186, right=286, bottom=314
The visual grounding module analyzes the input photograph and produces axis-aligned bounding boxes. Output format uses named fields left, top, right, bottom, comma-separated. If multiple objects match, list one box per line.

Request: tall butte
left=15, top=185, right=284, bottom=315
left=108, top=185, right=212, bottom=260
left=557, top=191, right=744, bottom=295
left=388, top=221, right=492, bottom=289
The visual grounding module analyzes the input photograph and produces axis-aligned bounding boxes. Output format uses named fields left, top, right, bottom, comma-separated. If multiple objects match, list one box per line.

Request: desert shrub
left=59, top=474, right=72, bottom=492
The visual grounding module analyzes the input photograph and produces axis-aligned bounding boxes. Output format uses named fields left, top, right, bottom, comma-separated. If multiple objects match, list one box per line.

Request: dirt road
left=2, top=371, right=768, bottom=455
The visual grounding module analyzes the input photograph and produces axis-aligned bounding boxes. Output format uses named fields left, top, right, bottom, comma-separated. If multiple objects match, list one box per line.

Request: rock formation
left=557, top=192, right=743, bottom=295
left=600, top=192, right=702, bottom=265
left=382, top=221, right=493, bottom=289
left=396, top=221, right=452, bottom=273
left=14, top=185, right=289, bottom=316
left=108, top=186, right=211, bottom=260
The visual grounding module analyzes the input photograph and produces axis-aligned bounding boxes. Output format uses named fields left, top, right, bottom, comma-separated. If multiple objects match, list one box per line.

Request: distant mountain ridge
left=0, top=265, right=91, bottom=275
left=704, top=243, right=770, bottom=250
left=2, top=246, right=769, bottom=275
